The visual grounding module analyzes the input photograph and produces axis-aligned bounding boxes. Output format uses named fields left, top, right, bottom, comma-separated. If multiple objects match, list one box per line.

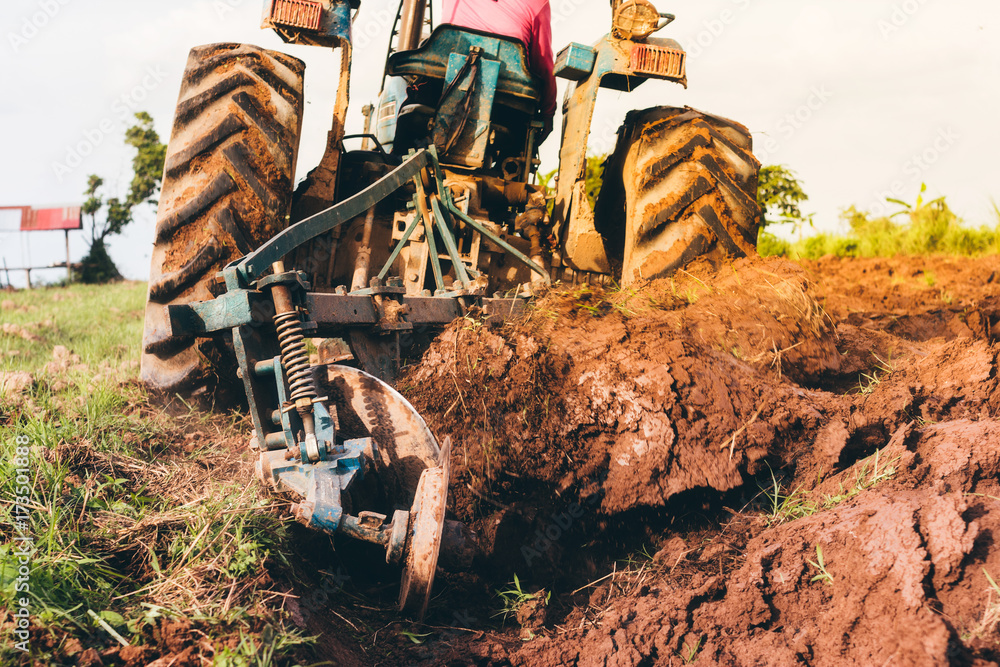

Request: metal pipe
left=351, top=207, right=377, bottom=292
left=361, top=104, right=374, bottom=151
left=65, top=229, right=72, bottom=283
left=396, top=0, right=428, bottom=52
left=378, top=212, right=423, bottom=281
left=444, top=202, right=551, bottom=283
left=430, top=195, right=471, bottom=290
left=413, top=178, right=445, bottom=292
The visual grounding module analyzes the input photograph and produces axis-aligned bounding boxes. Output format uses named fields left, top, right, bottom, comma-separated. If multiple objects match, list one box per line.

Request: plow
left=140, top=0, right=761, bottom=618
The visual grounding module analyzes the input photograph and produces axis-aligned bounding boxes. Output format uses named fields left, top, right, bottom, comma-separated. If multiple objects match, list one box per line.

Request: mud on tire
left=597, top=106, right=761, bottom=285
left=141, top=43, right=304, bottom=403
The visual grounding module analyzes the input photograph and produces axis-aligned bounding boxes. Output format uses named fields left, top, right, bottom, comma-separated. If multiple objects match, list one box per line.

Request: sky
left=1, top=0, right=998, bottom=288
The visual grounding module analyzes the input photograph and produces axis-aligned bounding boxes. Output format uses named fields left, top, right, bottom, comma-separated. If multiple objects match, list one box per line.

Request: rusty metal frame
left=551, top=33, right=687, bottom=275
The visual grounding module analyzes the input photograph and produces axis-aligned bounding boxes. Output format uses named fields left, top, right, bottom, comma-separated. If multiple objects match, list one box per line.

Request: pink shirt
left=442, top=0, right=557, bottom=117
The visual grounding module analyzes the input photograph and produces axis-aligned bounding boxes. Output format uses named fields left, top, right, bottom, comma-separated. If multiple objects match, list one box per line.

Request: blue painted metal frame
left=264, top=437, right=373, bottom=533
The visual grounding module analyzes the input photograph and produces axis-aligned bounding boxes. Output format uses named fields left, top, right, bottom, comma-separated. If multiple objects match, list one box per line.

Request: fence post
left=65, top=229, right=72, bottom=283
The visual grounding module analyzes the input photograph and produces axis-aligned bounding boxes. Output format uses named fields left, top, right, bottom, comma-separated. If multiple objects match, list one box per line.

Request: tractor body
left=141, top=0, right=761, bottom=618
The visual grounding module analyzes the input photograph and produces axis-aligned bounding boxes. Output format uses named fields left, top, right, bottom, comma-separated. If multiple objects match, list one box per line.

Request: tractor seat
left=386, top=25, right=542, bottom=115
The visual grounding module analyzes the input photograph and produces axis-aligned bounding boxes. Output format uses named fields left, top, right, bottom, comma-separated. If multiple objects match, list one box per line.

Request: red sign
left=0, top=206, right=82, bottom=231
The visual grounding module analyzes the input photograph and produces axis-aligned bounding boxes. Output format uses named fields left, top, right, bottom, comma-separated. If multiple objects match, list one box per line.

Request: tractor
left=139, top=0, right=760, bottom=618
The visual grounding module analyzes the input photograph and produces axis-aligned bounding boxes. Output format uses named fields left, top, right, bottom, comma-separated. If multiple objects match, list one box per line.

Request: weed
left=212, top=625, right=310, bottom=666
left=857, top=352, right=895, bottom=396
left=494, top=575, right=548, bottom=622
left=680, top=635, right=704, bottom=663
left=966, top=569, right=1000, bottom=639
left=923, top=271, right=938, bottom=287
left=461, top=314, right=484, bottom=332
left=620, top=545, right=657, bottom=568
left=764, top=468, right=819, bottom=526
left=761, top=449, right=899, bottom=528
left=807, top=545, right=834, bottom=586
left=400, top=629, right=433, bottom=645
left=857, top=370, right=882, bottom=395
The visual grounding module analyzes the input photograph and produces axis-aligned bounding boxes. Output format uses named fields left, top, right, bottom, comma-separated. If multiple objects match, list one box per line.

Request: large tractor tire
left=141, top=43, right=305, bottom=404
left=596, top=106, right=761, bottom=285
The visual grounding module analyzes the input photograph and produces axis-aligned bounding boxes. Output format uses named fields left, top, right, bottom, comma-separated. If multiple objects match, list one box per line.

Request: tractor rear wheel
left=597, top=106, right=761, bottom=285
left=141, top=43, right=304, bottom=404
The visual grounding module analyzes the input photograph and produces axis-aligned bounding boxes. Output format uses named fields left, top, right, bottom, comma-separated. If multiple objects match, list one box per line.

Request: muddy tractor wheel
left=598, top=106, right=761, bottom=285
left=141, top=43, right=304, bottom=404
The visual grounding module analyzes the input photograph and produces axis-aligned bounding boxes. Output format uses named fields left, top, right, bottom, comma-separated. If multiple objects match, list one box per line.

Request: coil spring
left=274, top=310, right=317, bottom=405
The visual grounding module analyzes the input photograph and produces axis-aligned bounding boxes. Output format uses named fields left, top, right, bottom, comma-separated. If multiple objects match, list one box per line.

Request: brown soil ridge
left=397, top=254, right=1000, bottom=665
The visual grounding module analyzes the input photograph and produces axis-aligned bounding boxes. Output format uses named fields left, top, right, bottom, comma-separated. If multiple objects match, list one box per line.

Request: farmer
left=442, top=0, right=557, bottom=137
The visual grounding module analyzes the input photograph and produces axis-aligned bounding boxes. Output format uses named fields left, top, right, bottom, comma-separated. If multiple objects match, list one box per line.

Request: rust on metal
left=268, top=0, right=323, bottom=31
left=629, top=43, right=686, bottom=80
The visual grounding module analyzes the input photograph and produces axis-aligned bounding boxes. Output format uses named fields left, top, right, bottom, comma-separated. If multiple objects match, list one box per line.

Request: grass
left=760, top=189, right=1000, bottom=260
left=807, top=545, right=834, bottom=586
left=964, top=569, right=1000, bottom=641
left=856, top=353, right=896, bottom=396
left=1, top=282, right=311, bottom=665
left=764, top=448, right=900, bottom=526
left=679, top=635, right=704, bottom=663
left=493, top=574, right=548, bottom=623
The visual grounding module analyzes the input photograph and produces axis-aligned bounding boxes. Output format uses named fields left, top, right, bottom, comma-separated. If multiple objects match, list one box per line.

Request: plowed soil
left=380, top=254, right=1000, bottom=666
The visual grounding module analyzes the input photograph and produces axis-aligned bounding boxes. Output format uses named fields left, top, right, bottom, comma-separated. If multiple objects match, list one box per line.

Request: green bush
left=762, top=187, right=1000, bottom=259
left=757, top=231, right=790, bottom=257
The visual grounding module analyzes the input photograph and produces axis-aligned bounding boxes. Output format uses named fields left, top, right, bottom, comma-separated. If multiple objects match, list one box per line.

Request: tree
left=757, top=165, right=812, bottom=239
left=79, top=112, right=166, bottom=283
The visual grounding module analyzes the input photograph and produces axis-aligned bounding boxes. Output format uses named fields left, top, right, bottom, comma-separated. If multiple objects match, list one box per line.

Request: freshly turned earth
left=46, top=255, right=1000, bottom=666
left=394, top=255, right=1000, bottom=666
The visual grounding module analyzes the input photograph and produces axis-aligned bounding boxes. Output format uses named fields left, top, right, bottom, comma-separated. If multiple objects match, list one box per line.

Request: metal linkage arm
left=236, top=149, right=433, bottom=283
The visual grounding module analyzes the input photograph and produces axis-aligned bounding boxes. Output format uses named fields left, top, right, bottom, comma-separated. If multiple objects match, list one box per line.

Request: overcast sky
left=1, top=0, right=998, bottom=287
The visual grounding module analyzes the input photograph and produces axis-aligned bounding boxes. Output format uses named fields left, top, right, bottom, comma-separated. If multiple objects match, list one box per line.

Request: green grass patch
left=1, top=282, right=310, bottom=665
left=760, top=188, right=1000, bottom=260
left=764, top=448, right=900, bottom=526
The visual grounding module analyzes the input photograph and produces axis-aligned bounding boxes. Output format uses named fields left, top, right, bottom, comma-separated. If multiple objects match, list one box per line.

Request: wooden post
left=65, top=229, right=72, bottom=283
left=24, top=269, right=32, bottom=290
